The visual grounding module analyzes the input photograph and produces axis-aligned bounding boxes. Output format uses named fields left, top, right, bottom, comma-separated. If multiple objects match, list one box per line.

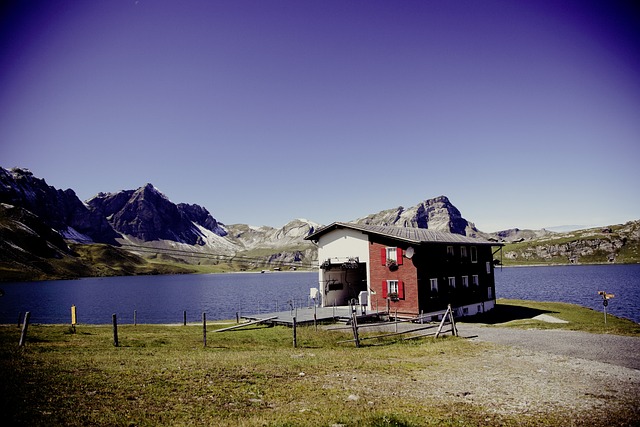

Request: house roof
left=305, top=222, right=502, bottom=246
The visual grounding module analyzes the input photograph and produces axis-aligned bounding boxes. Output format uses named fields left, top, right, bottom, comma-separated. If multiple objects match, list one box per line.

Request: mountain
left=499, top=221, right=640, bottom=265
left=87, top=184, right=227, bottom=245
left=226, top=218, right=320, bottom=265
left=354, top=195, right=479, bottom=236
left=0, top=203, right=81, bottom=280
left=0, top=168, right=120, bottom=245
left=1, top=165, right=638, bottom=281
left=491, top=228, right=555, bottom=243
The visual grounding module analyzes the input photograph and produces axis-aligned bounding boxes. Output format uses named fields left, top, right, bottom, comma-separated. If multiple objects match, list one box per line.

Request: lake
left=494, top=264, right=639, bottom=323
left=0, top=264, right=638, bottom=324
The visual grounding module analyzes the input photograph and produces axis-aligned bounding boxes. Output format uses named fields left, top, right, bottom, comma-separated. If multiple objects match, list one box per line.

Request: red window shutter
left=382, top=280, right=388, bottom=299
left=381, top=248, right=386, bottom=266
left=396, top=248, right=403, bottom=265
left=398, top=281, right=404, bottom=299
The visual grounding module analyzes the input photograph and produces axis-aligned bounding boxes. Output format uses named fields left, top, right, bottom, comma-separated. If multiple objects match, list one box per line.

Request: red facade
left=370, top=242, right=419, bottom=317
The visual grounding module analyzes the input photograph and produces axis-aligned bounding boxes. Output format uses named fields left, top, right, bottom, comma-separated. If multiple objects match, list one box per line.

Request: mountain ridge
left=1, top=166, right=638, bottom=281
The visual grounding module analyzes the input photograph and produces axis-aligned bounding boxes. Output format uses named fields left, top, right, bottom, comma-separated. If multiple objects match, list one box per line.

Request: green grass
left=1, top=301, right=638, bottom=426
left=465, top=298, right=640, bottom=336
left=0, top=324, right=492, bottom=427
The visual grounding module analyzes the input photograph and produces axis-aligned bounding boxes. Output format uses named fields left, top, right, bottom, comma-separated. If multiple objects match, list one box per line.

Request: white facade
left=316, top=228, right=371, bottom=307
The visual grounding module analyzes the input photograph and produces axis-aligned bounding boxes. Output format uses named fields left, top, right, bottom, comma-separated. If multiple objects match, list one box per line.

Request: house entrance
left=320, top=261, right=367, bottom=307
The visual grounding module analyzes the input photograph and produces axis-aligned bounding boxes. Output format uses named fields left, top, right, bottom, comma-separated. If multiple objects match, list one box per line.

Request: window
left=386, top=247, right=397, bottom=262
left=462, top=276, right=469, bottom=287
left=461, top=246, right=467, bottom=258
left=448, top=277, right=456, bottom=288
left=470, top=246, right=477, bottom=263
left=488, top=287, right=493, bottom=299
left=383, top=280, right=404, bottom=299
left=430, top=278, right=438, bottom=293
left=381, top=247, right=403, bottom=266
left=486, top=261, right=491, bottom=274
left=472, top=275, right=479, bottom=286
left=446, top=246, right=454, bottom=256
left=388, top=280, right=399, bottom=294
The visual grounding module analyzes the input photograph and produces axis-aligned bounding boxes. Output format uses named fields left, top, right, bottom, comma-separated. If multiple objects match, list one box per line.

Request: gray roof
left=305, top=222, right=501, bottom=246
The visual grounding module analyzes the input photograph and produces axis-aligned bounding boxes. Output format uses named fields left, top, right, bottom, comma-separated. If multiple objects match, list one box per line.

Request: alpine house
left=305, top=222, right=503, bottom=319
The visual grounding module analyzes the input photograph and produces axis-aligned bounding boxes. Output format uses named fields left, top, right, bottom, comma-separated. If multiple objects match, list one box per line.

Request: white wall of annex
left=316, top=228, right=371, bottom=306
left=317, top=228, right=370, bottom=265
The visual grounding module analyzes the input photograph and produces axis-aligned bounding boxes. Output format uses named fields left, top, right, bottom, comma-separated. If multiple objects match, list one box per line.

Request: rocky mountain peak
left=88, top=184, right=226, bottom=244
left=0, top=166, right=120, bottom=244
left=354, top=195, right=478, bottom=236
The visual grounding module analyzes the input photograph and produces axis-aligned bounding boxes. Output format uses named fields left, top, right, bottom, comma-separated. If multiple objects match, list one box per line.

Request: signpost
left=597, top=291, right=615, bottom=324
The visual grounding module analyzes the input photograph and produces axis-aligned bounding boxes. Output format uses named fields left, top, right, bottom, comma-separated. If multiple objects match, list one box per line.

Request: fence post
left=202, top=312, right=207, bottom=348
left=395, top=308, right=398, bottom=333
left=314, top=304, right=317, bottom=331
left=112, top=314, right=119, bottom=347
left=351, top=311, right=360, bottom=348
left=292, top=316, right=297, bottom=348
left=183, top=310, right=187, bottom=326
left=18, top=311, right=31, bottom=347
left=134, top=310, right=137, bottom=326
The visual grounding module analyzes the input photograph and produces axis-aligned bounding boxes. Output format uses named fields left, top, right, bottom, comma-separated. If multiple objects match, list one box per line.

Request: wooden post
left=112, top=314, right=119, bottom=347
left=134, top=310, right=137, bottom=326
left=314, top=304, right=317, bottom=331
left=351, top=311, right=360, bottom=348
left=448, top=305, right=458, bottom=336
left=202, top=312, right=207, bottom=347
left=236, top=312, right=240, bottom=324
left=394, top=308, right=398, bottom=333
left=183, top=310, right=187, bottom=326
left=292, top=316, right=297, bottom=348
left=18, top=311, right=30, bottom=347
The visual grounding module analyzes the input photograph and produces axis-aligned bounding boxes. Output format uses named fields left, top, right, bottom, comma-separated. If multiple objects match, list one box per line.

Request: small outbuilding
left=305, top=222, right=503, bottom=319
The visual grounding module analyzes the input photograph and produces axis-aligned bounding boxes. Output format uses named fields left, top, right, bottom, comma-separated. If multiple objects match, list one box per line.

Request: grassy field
left=1, top=300, right=638, bottom=426
left=472, top=298, right=640, bottom=336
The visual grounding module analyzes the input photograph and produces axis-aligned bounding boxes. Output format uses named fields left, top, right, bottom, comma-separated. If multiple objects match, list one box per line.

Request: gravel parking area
left=335, top=321, right=640, bottom=424
left=457, top=324, right=640, bottom=370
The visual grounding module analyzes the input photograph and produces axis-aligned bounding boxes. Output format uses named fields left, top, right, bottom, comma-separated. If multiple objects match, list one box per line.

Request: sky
left=1, top=0, right=639, bottom=232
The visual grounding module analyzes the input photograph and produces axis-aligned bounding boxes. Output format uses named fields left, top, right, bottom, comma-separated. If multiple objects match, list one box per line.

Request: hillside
left=499, top=221, right=640, bottom=265
left=0, top=204, right=194, bottom=281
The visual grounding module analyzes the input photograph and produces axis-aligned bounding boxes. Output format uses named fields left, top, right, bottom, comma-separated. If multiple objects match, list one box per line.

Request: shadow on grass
left=463, top=303, right=558, bottom=325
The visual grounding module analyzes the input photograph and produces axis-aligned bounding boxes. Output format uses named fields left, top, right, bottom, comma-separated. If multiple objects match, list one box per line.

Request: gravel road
left=456, top=324, right=640, bottom=370
left=339, top=320, right=640, bottom=424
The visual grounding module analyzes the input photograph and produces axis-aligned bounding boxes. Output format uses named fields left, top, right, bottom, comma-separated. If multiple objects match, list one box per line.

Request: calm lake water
left=0, top=264, right=638, bottom=324
left=494, top=264, right=639, bottom=324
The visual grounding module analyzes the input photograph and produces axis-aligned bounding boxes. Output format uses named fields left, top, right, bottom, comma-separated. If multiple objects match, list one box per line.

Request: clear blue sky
left=1, top=0, right=638, bottom=232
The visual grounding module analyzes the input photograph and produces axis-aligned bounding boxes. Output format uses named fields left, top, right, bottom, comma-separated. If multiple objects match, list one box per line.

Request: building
left=305, top=222, right=503, bottom=319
